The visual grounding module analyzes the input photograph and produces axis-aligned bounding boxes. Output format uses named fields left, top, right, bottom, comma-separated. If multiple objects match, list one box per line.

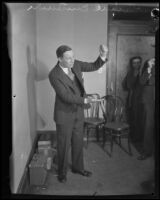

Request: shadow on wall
left=26, top=45, right=50, bottom=143
left=26, top=45, right=37, bottom=143
left=35, top=57, right=50, bottom=130
left=35, top=59, right=49, bottom=81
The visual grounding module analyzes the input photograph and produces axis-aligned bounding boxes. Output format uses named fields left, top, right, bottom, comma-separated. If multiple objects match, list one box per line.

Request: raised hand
left=99, top=44, right=108, bottom=58
left=147, top=58, right=155, bottom=74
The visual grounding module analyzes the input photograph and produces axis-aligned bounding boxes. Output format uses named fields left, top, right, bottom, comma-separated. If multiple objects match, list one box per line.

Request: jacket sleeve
left=49, top=73, right=85, bottom=105
left=140, top=70, right=155, bottom=85
left=77, top=56, right=107, bottom=72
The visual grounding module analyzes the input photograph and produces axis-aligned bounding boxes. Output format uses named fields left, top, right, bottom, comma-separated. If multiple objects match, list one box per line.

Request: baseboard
left=16, top=130, right=56, bottom=194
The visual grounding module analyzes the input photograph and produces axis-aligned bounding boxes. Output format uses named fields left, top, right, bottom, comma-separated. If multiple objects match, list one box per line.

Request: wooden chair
left=84, top=93, right=105, bottom=148
left=100, top=95, right=132, bottom=157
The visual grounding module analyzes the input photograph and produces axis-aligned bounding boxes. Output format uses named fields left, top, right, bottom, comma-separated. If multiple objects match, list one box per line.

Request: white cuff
left=100, top=55, right=107, bottom=61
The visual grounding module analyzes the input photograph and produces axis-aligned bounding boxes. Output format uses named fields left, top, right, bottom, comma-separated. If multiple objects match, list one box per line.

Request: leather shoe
left=72, top=169, right=92, bottom=177
left=137, top=154, right=150, bottom=160
left=58, top=174, right=67, bottom=183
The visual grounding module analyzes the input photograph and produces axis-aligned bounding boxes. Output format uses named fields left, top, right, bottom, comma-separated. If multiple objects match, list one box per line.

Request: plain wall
left=8, top=3, right=37, bottom=193
left=35, top=3, right=108, bottom=130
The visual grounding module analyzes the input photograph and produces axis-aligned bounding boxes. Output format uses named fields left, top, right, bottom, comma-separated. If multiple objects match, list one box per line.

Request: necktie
left=68, top=68, right=75, bottom=81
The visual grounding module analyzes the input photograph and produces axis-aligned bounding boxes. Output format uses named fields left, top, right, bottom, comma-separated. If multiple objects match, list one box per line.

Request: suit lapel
left=72, top=67, right=85, bottom=92
left=55, top=64, right=75, bottom=89
left=55, top=63, right=85, bottom=94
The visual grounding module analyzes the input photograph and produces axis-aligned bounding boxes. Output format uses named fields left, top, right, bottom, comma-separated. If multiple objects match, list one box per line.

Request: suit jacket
left=139, top=65, right=155, bottom=104
left=122, top=70, right=141, bottom=108
left=49, top=56, right=106, bottom=124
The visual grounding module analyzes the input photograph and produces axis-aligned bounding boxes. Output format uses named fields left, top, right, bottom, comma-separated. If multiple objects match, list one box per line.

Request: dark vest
left=71, top=75, right=83, bottom=97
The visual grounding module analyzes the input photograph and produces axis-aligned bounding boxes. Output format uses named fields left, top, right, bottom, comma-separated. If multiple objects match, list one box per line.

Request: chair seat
left=84, top=118, right=105, bottom=126
left=104, top=122, right=129, bottom=131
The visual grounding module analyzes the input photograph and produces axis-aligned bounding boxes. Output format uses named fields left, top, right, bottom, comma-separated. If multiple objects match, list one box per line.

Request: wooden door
left=107, top=20, right=155, bottom=104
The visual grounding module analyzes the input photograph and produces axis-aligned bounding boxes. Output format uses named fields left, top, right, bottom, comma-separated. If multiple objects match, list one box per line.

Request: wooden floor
left=25, top=137, right=156, bottom=197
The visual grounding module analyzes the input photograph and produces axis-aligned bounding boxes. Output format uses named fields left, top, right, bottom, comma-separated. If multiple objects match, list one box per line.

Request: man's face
left=59, top=50, right=74, bottom=69
left=132, top=58, right=141, bottom=70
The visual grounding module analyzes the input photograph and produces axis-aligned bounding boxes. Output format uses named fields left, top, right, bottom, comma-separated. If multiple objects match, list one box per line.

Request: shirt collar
left=59, top=64, right=69, bottom=75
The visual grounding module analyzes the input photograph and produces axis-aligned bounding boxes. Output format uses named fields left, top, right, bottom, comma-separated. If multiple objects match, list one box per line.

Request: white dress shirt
left=59, top=64, right=70, bottom=75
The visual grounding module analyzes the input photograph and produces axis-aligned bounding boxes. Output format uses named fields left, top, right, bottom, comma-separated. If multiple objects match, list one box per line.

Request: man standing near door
left=49, top=44, right=108, bottom=183
left=122, top=56, right=143, bottom=147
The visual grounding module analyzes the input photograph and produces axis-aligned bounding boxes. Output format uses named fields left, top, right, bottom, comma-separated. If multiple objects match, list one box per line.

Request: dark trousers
left=140, top=102, right=155, bottom=156
left=127, top=103, right=144, bottom=144
left=56, top=118, right=84, bottom=175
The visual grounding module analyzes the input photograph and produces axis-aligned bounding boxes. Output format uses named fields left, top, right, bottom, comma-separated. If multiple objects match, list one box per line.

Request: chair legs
left=96, top=126, right=99, bottom=142
left=85, top=124, right=104, bottom=148
left=86, top=126, right=97, bottom=148
left=103, top=129, right=132, bottom=156
left=103, top=126, right=106, bottom=149
left=110, top=133, right=114, bottom=155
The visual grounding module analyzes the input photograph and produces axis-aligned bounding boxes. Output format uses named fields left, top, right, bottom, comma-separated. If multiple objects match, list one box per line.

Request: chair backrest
left=100, top=95, right=125, bottom=123
left=84, top=93, right=101, bottom=118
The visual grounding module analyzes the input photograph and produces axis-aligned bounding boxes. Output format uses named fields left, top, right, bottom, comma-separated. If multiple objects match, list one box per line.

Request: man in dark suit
left=49, top=44, right=108, bottom=183
left=137, top=58, right=155, bottom=160
left=122, top=56, right=143, bottom=147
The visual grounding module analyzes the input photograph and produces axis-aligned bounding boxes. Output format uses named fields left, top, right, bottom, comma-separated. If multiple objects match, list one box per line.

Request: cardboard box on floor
left=29, top=153, right=48, bottom=186
left=29, top=144, right=57, bottom=185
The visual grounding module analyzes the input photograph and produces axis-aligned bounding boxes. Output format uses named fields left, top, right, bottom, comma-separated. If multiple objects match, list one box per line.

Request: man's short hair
left=56, top=45, right=72, bottom=58
left=130, top=56, right=142, bottom=65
